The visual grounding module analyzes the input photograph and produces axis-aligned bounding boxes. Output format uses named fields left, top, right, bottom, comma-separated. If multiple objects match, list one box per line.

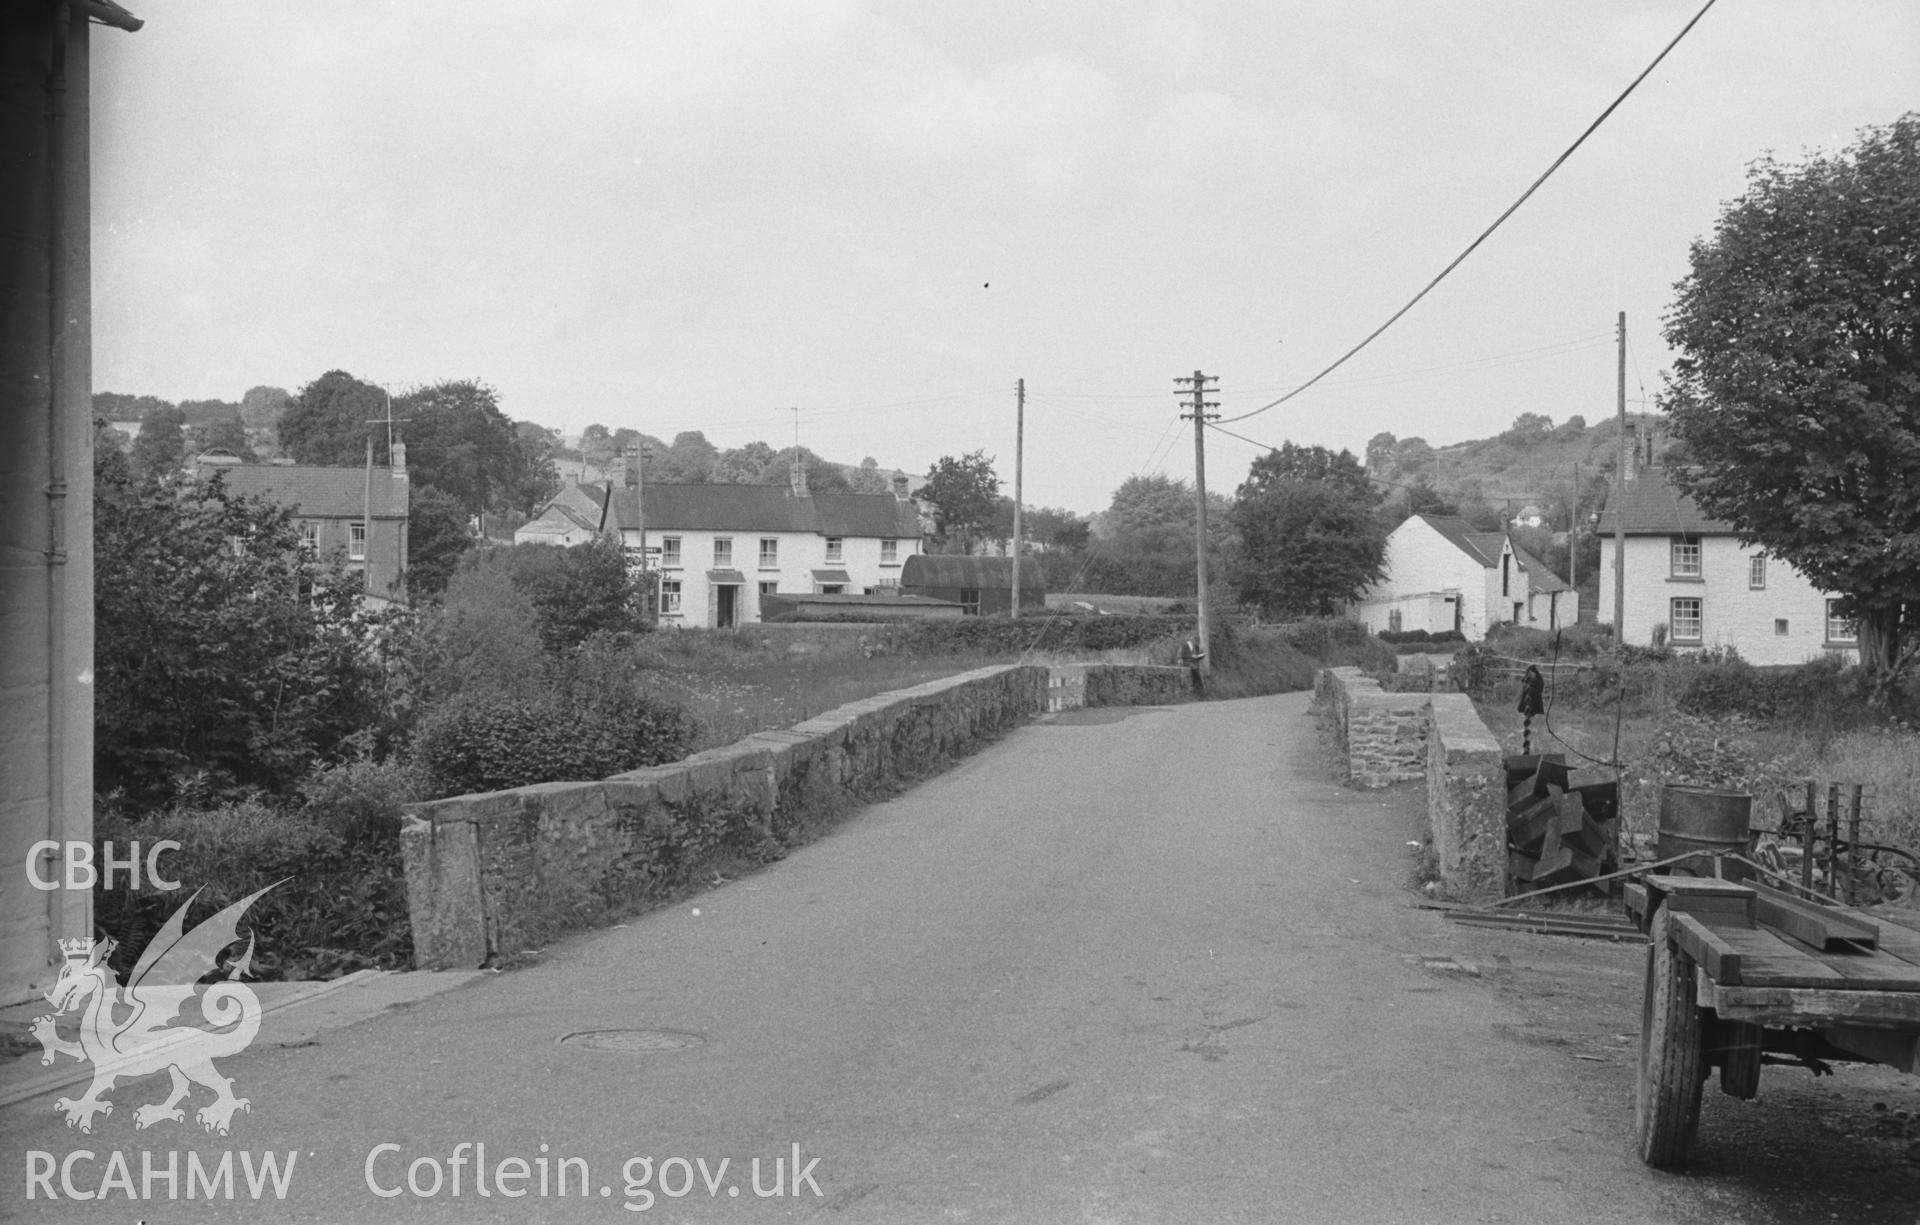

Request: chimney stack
left=624, top=445, right=641, bottom=490
left=1624, top=423, right=1639, bottom=483
left=390, top=440, right=407, bottom=477
left=789, top=458, right=810, bottom=499
left=891, top=474, right=910, bottom=502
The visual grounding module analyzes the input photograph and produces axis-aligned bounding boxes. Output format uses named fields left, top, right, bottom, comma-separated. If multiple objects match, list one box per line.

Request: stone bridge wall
left=1314, top=668, right=1504, bottom=902
left=403, top=663, right=1194, bottom=968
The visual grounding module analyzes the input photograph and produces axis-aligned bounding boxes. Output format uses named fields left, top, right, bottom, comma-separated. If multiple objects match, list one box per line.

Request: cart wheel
left=1637, top=905, right=1707, bottom=1168
left=1717, top=1020, right=1762, bottom=1100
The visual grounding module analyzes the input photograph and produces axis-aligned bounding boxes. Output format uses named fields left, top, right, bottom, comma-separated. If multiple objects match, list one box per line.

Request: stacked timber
left=1505, top=754, right=1620, bottom=892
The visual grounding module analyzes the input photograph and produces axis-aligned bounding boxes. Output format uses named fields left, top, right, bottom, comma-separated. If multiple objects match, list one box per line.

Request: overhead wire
left=1217, top=0, right=1720, bottom=426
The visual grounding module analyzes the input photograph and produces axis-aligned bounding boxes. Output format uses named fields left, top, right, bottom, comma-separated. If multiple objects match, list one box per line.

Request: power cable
left=1218, top=0, right=1720, bottom=425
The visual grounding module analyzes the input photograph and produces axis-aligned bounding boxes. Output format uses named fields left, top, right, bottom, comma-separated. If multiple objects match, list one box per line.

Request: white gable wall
left=1350, top=518, right=1487, bottom=638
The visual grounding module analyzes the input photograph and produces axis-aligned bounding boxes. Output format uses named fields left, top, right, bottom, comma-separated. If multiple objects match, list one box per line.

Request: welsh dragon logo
left=31, top=883, right=276, bottom=1135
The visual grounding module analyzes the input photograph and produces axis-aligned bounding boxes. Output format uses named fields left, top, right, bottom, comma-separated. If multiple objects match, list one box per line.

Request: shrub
left=93, top=775, right=417, bottom=982
left=414, top=687, right=698, bottom=797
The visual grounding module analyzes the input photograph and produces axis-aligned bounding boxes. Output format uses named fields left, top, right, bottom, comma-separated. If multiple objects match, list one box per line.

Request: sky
left=90, top=1, right=1916, bottom=514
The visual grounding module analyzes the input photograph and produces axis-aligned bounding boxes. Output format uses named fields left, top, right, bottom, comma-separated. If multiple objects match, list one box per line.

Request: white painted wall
left=1596, top=535, right=1857, bottom=664
left=1350, top=519, right=1518, bottom=640
left=622, top=527, right=919, bottom=627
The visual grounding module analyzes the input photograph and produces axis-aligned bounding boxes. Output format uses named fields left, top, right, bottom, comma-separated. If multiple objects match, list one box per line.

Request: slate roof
left=1513, top=545, right=1571, bottom=593
left=208, top=464, right=408, bottom=518
left=900, top=554, right=1044, bottom=590
left=1415, top=515, right=1500, bottom=567
left=1413, top=515, right=1570, bottom=590
left=594, top=483, right=920, bottom=538
left=1592, top=468, right=1732, bottom=536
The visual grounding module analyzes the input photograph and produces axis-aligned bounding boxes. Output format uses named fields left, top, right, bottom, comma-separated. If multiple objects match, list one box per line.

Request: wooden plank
left=1751, top=882, right=1879, bottom=951
left=1710, top=986, right=1920, bottom=1028
left=1671, top=912, right=1745, bottom=985
left=1812, top=953, right=1920, bottom=993
left=1645, top=874, right=1754, bottom=898
left=1868, top=920, right=1920, bottom=972
left=1624, top=882, right=1650, bottom=924
left=1710, top=924, right=1847, bottom=988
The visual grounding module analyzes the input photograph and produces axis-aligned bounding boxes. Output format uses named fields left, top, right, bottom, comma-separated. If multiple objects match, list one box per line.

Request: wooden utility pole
left=1010, top=378, right=1025, bottom=619
left=1570, top=461, right=1580, bottom=616
left=1176, top=371, right=1219, bottom=674
left=1613, top=312, right=1627, bottom=634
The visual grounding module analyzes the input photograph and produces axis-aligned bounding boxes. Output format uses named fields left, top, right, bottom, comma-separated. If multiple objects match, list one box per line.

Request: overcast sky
left=91, top=1, right=1916, bottom=513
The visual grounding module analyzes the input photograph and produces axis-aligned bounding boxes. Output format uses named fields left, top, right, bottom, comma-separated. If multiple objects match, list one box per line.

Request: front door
left=716, top=584, right=738, bottom=629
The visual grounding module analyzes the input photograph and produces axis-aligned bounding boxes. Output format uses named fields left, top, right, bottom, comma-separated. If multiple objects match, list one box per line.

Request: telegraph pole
left=1570, top=461, right=1580, bottom=616
left=1010, top=378, right=1025, bottom=619
left=1613, top=312, right=1626, bottom=634
left=363, top=394, right=410, bottom=592
left=1175, top=370, right=1219, bottom=675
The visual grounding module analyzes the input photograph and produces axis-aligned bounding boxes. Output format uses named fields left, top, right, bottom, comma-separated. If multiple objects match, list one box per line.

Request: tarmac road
left=2, top=690, right=1891, bottom=1223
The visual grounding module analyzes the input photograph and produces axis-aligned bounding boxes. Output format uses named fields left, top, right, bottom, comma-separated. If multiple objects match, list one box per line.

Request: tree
left=1088, top=474, right=1233, bottom=597
left=396, top=379, right=520, bottom=516
left=1662, top=113, right=1920, bottom=698
left=129, top=406, right=187, bottom=482
left=239, top=385, right=291, bottom=430
left=186, top=417, right=258, bottom=462
left=579, top=423, right=615, bottom=470
left=506, top=420, right=561, bottom=516
left=490, top=536, right=640, bottom=653
left=179, top=398, right=242, bottom=427
left=1365, top=431, right=1398, bottom=474
left=713, top=440, right=777, bottom=483
left=406, top=485, right=476, bottom=599
left=656, top=430, right=718, bottom=483
left=1499, top=413, right=1555, bottom=446
left=920, top=452, right=1001, bottom=552
left=279, top=370, right=389, bottom=466
left=1228, top=446, right=1387, bottom=616
left=94, top=461, right=400, bottom=804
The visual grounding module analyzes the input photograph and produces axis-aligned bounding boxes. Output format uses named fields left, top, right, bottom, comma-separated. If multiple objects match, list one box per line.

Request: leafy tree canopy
left=407, top=485, right=477, bottom=600
left=94, top=459, right=402, bottom=805
left=1228, top=445, right=1387, bottom=617
left=240, top=385, right=291, bottom=429
left=1662, top=113, right=1920, bottom=694
left=396, top=379, right=520, bottom=515
left=921, top=451, right=1002, bottom=552
left=129, top=406, right=187, bottom=482
left=279, top=370, right=389, bottom=466
left=187, top=417, right=258, bottom=463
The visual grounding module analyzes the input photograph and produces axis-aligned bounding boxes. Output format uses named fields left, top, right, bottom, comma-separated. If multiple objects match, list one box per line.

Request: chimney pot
left=891, top=474, right=909, bottom=501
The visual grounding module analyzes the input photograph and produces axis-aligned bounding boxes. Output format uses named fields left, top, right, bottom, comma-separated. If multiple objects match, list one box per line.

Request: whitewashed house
left=1594, top=467, right=1856, bottom=664
left=518, top=458, right=923, bottom=629
left=1348, top=513, right=1570, bottom=640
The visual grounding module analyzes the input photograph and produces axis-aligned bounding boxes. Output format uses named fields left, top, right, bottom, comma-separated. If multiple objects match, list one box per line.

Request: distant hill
left=1367, top=410, right=1667, bottom=528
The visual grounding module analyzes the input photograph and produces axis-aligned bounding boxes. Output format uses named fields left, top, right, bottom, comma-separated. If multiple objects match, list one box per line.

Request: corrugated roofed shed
left=899, top=555, right=1045, bottom=616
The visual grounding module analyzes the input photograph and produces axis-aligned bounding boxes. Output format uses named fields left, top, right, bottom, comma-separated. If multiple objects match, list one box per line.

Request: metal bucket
left=1657, top=784, right=1753, bottom=881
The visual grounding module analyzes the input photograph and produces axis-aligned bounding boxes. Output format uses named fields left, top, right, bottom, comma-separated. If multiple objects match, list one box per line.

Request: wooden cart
left=1624, top=873, right=1920, bottom=1169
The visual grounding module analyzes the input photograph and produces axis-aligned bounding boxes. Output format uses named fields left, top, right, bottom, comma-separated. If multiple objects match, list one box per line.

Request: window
left=1826, top=600, right=1857, bottom=644
left=350, top=522, right=367, bottom=560
left=660, top=579, right=682, bottom=616
left=298, top=521, right=318, bottom=552
left=1749, top=554, right=1766, bottom=589
left=825, top=537, right=844, bottom=563
left=758, top=538, right=778, bottom=568
left=758, top=581, right=778, bottom=603
left=880, top=539, right=898, bottom=565
left=960, top=587, right=981, bottom=616
left=819, top=584, right=844, bottom=595
left=1669, top=597, right=1703, bottom=644
left=661, top=536, right=682, bottom=567
left=1670, top=537, right=1701, bottom=578
left=1775, top=618, right=1790, bottom=636
left=713, top=537, right=733, bottom=566
left=1387, top=609, right=1403, bottom=633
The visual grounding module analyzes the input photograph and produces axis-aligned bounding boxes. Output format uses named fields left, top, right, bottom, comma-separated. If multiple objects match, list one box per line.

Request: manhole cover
left=558, top=1028, right=706, bottom=1053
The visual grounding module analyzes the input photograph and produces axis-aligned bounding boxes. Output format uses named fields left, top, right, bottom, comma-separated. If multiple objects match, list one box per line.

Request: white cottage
left=1348, top=513, right=1570, bottom=640
left=519, top=462, right=923, bottom=629
left=1594, top=467, right=1856, bottom=664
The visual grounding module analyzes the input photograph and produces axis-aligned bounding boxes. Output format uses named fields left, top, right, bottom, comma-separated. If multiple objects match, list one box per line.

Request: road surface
left=7, top=691, right=1909, bottom=1222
